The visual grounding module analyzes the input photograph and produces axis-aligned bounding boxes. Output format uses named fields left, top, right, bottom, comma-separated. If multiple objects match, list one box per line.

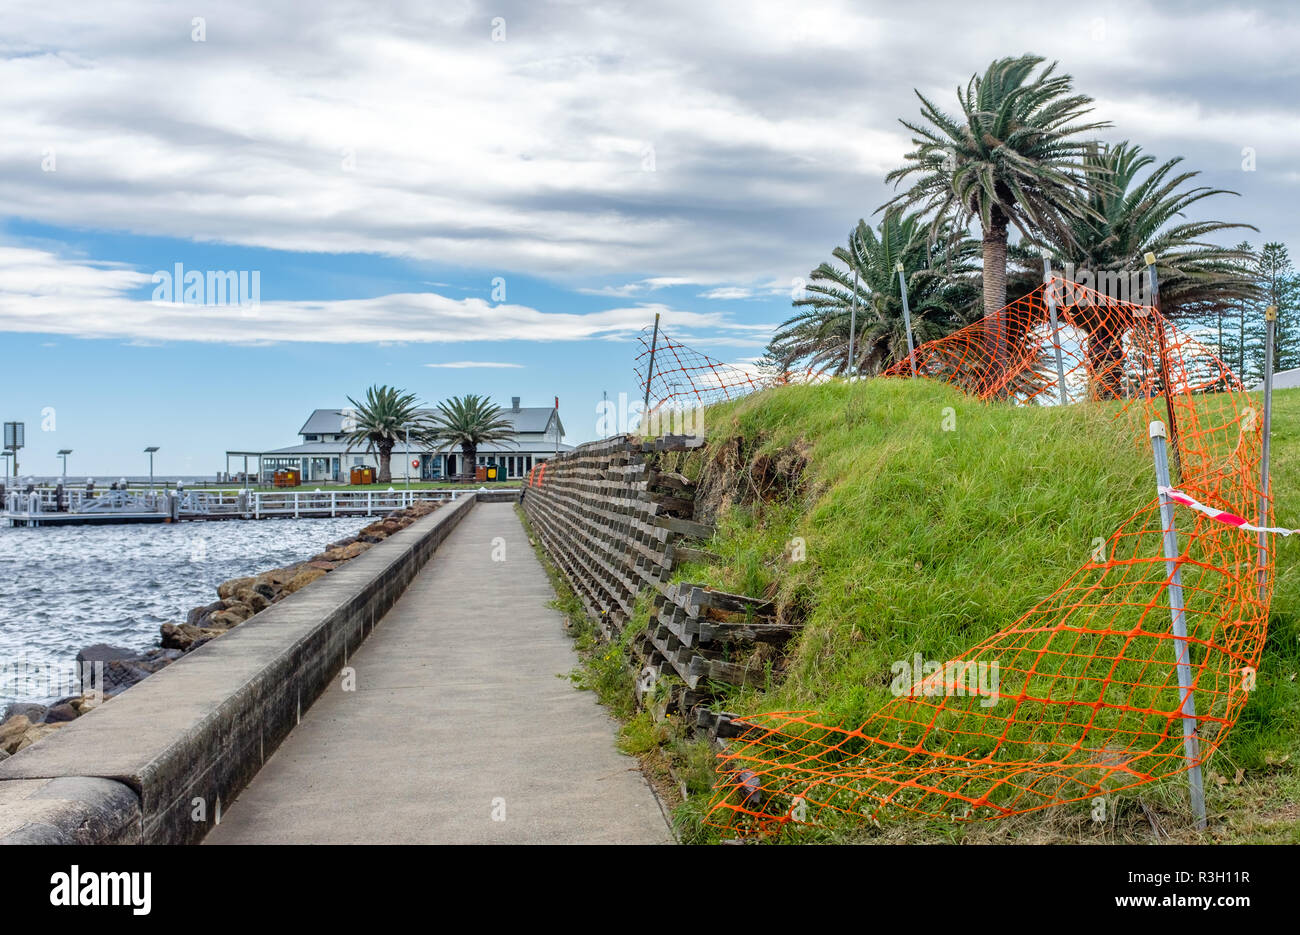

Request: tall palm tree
left=421, top=394, right=515, bottom=480
left=883, top=55, right=1110, bottom=361
left=767, top=209, right=979, bottom=376
left=1035, top=141, right=1256, bottom=396
left=342, top=385, right=424, bottom=484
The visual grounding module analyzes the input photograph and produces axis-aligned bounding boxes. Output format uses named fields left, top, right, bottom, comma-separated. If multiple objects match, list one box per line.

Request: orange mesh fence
left=707, top=277, right=1271, bottom=835
left=634, top=325, right=827, bottom=412
left=635, top=325, right=765, bottom=409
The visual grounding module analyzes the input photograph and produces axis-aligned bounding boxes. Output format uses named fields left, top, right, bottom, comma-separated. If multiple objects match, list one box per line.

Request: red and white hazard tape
left=1158, top=486, right=1299, bottom=536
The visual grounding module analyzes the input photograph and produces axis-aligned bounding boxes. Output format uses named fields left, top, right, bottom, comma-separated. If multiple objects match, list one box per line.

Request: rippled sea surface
left=0, top=517, right=368, bottom=704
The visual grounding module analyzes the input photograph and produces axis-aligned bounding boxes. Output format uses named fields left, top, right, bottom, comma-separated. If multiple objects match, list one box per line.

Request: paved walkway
left=206, top=502, right=673, bottom=844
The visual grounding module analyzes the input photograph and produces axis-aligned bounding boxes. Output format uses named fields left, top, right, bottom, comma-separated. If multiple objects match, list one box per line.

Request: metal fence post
left=896, top=262, right=916, bottom=378
left=643, top=312, right=661, bottom=414
left=1145, top=253, right=1183, bottom=482
left=1258, top=305, right=1277, bottom=604
left=1042, top=250, right=1067, bottom=405
left=1149, top=420, right=1207, bottom=830
left=847, top=265, right=859, bottom=379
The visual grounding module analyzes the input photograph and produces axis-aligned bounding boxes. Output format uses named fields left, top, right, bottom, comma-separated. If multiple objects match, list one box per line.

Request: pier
left=1, top=487, right=472, bottom=526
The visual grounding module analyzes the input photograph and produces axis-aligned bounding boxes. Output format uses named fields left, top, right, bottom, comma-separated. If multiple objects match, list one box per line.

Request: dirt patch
left=691, top=436, right=809, bottom=526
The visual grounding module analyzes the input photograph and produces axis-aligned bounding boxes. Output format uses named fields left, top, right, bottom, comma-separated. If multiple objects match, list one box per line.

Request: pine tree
left=1231, top=242, right=1300, bottom=381
left=1258, top=242, right=1300, bottom=373
left=1218, top=242, right=1261, bottom=380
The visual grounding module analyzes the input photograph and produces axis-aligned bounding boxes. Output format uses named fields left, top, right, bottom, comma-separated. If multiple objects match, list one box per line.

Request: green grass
left=609, top=378, right=1300, bottom=844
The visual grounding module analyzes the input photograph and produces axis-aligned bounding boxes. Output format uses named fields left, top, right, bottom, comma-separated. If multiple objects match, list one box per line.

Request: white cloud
left=698, top=287, right=753, bottom=300
left=425, top=361, right=525, bottom=369
left=0, top=246, right=772, bottom=346
left=578, top=277, right=705, bottom=297
left=0, top=0, right=1291, bottom=294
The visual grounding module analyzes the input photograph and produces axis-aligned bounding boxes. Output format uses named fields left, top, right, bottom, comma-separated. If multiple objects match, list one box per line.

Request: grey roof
left=256, top=439, right=573, bottom=457
left=298, top=405, right=563, bottom=437
left=298, top=409, right=347, bottom=435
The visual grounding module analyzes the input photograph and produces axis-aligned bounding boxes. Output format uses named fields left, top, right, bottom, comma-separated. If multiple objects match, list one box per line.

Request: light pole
left=58, top=449, right=72, bottom=482
left=405, top=426, right=411, bottom=489
left=144, top=446, right=160, bottom=493
left=3, top=422, right=23, bottom=477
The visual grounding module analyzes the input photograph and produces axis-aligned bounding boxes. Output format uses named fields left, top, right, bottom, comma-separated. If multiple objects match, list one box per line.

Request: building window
left=304, top=434, right=318, bottom=441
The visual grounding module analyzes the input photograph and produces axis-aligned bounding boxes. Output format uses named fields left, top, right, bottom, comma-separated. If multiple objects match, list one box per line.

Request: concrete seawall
left=0, top=491, right=489, bottom=844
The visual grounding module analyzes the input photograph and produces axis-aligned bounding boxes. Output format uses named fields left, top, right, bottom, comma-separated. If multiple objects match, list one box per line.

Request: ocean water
left=0, top=516, right=367, bottom=705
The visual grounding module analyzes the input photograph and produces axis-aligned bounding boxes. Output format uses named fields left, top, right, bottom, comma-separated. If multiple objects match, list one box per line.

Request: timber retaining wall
left=521, top=436, right=788, bottom=736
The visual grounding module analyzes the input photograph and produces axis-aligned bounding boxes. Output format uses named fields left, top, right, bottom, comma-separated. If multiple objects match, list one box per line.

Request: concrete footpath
left=206, top=501, right=673, bottom=844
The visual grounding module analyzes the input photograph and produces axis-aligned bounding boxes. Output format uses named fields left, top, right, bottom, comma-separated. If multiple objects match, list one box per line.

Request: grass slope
left=549, top=378, right=1300, bottom=843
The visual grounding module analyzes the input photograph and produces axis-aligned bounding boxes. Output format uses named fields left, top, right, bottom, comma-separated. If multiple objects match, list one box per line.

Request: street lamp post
left=144, top=447, right=160, bottom=493
left=3, top=422, right=23, bottom=477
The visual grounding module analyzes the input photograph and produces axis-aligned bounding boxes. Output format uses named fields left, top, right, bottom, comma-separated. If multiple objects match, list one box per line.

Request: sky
left=0, top=0, right=1296, bottom=477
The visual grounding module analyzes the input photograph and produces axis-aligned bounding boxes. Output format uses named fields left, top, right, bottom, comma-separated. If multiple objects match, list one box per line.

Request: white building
left=225, top=397, right=571, bottom=483
left=1250, top=367, right=1300, bottom=391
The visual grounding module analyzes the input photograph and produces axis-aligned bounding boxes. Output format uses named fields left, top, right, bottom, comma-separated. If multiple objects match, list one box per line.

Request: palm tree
left=421, top=394, right=515, bottom=480
left=342, top=385, right=424, bottom=484
left=1035, top=141, right=1256, bottom=396
left=767, top=209, right=979, bottom=376
left=883, top=55, right=1110, bottom=367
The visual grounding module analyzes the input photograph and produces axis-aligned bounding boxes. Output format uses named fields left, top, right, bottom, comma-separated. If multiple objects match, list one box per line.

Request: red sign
left=411, top=459, right=420, bottom=468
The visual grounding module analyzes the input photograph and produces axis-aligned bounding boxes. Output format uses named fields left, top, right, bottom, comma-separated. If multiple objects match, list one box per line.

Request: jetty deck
left=204, top=501, right=673, bottom=844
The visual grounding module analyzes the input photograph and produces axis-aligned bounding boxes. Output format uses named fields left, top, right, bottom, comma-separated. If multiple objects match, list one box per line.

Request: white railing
left=2, top=487, right=467, bottom=523
left=244, top=489, right=458, bottom=518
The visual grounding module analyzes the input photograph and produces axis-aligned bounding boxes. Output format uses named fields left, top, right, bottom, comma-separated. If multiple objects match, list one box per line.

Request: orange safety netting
left=634, top=325, right=826, bottom=411
left=635, top=325, right=766, bottom=408
left=707, top=277, right=1272, bottom=834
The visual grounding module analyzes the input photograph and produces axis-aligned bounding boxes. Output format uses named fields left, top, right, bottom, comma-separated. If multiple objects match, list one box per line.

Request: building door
left=445, top=454, right=456, bottom=477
